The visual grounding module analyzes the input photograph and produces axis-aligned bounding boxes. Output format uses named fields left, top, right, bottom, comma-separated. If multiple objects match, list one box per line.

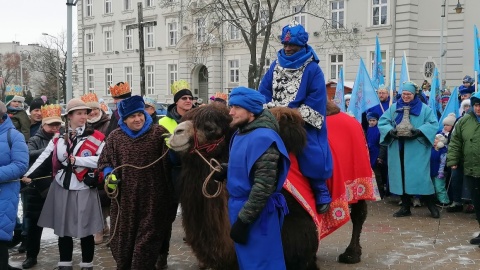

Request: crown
left=109, top=82, right=131, bottom=97
left=5, top=85, right=23, bottom=97
left=215, top=92, right=228, bottom=101
left=171, top=80, right=190, bottom=95
left=41, top=104, right=62, bottom=119
left=81, top=92, right=99, bottom=104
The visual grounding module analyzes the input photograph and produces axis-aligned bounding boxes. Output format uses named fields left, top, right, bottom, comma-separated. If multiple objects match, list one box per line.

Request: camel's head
left=269, top=107, right=306, bottom=155
left=169, top=104, right=233, bottom=157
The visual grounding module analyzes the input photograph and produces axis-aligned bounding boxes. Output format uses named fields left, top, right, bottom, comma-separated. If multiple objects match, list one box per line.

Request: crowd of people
left=0, top=20, right=479, bottom=270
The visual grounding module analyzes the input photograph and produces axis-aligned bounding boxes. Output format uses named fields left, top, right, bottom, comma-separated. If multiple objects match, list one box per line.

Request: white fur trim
left=58, top=261, right=73, bottom=266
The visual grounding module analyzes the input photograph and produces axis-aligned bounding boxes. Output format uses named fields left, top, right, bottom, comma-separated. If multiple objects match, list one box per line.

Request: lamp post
left=440, top=0, right=463, bottom=83
left=42, top=33, right=61, bottom=104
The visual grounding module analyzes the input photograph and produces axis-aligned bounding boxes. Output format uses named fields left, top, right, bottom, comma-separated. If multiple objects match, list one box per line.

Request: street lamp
left=42, top=33, right=61, bottom=104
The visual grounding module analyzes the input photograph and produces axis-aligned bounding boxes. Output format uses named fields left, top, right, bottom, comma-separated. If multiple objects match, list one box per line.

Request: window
left=125, top=66, right=133, bottom=87
left=86, top=33, right=94, bottom=54
left=105, top=68, right=113, bottom=95
left=124, top=0, right=131, bottom=10
left=168, top=64, right=178, bottom=92
left=330, top=54, right=343, bottom=80
left=292, top=5, right=306, bottom=26
left=104, top=30, right=113, bottom=52
left=196, top=18, right=206, bottom=42
left=331, top=1, right=344, bottom=29
left=229, top=24, right=240, bottom=40
left=259, top=10, right=269, bottom=37
left=372, top=0, right=388, bottom=26
left=144, top=25, right=154, bottom=48
left=87, top=69, right=95, bottom=92
left=105, top=0, right=112, bottom=14
left=229, top=60, right=240, bottom=83
left=146, top=65, right=155, bottom=95
left=168, top=22, right=177, bottom=46
left=424, top=61, right=435, bottom=78
left=370, top=51, right=386, bottom=77
left=145, top=0, right=154, bottom=7
left=86, top=0, right=93, bottom=17
left=124, top=28, right=133, bottom=50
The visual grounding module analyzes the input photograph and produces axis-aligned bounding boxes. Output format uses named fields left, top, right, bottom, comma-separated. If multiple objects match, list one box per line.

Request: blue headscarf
left=229, top=87, right=265, bottom=115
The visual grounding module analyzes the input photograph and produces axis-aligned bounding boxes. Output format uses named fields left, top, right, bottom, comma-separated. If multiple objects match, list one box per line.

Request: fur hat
left=118, top=96, right=145, bottom=120
left=66, top=98, right=92, bottom=114
left=29, top=98, right=45, bottom=112
left=281, top=20, right=308, bottom=47
left=0, top=101, right=7, bottom=120
left=229, top=86, right=265, bottom=115
left=443, top=113, right=456, bottom=126
left=402, top=81, right=417, bottom=94
left=81, top=93, right=101, bottom=109
left=435, top=134, right=448, bottom=149
left=460, top=99, right=471, bottom=109
left=174, top=89, right=193, bottom=103
left=459, top=85, right=475, bottom=96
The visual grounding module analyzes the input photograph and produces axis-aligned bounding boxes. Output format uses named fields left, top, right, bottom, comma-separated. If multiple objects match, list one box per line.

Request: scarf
left=394, top=96, right=423, bottom=125
left=118, top=111, right=153, bottom=139
left=87, top=113, right=102, bottom=124
left=277, top=45, right=319, bottom=69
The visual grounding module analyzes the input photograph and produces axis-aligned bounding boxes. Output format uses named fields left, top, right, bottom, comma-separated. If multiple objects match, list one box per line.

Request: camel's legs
left=338, top=200, right=367, bottom=264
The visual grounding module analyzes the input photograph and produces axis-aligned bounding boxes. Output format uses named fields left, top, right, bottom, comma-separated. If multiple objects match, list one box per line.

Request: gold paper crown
left=109, top=82, right=131, bottom=97
left=81, top=92, right=99, bottom=104
left=171, top=80, right=190, bottom=95
left=215, top=92, right=228, bottom=101
left=5, top=85, right=23, bottom=97
left=41, top=104, right=62, bottom=119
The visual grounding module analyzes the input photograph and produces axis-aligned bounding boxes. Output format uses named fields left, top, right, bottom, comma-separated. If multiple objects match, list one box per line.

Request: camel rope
left=193, top=149, right=224, bottom=199
left=433, top=172, right=453, bottom=245
left=103, top=149, right=170, bottom=246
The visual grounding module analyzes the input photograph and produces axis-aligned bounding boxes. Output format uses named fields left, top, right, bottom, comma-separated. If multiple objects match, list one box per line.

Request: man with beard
left=216, top=86, right=290, bottom=269
left=259, top=21, right=332, bottom=214
left=105, top=82, right=132, bottom=136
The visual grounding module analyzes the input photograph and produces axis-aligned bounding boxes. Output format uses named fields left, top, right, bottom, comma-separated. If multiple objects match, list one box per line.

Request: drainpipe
left=81, top=0, right=86, bottom=94
left=391, top=0, right=397, bottom=86
left=220, top=23, right=224, bottom=93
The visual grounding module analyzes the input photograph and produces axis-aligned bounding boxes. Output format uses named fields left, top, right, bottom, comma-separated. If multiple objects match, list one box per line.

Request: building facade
left=76, top=0, right=480, bottom=103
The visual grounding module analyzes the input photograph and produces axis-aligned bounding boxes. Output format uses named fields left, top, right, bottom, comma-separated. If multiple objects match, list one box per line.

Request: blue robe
left=378, top=103, right=438, bottom=195
left=367, top=98, right=390, bottom=118
left=366, top=126, right=381, bottom=168
left=227, top=128, right=290, bottom=270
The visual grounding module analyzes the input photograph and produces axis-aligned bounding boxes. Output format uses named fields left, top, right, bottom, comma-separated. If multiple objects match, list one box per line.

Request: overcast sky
left=1, top=0, right=77, bottom=45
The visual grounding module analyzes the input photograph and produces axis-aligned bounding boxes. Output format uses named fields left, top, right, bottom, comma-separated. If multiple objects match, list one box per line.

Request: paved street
left=9, top=198, right=480, bottom=269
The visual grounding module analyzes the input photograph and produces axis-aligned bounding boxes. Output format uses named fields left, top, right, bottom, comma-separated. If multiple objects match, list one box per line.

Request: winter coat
left=0, top=117, right=29, bottom=241
left=378, top=102, right=438, bottom=195
left=446, top=112, right=480, bottom=177
left=8, top=108, right=30, bottom=141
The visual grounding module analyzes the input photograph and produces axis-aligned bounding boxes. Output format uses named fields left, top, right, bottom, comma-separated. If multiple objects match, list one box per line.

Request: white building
left=76, top=0, right=480, bottom=102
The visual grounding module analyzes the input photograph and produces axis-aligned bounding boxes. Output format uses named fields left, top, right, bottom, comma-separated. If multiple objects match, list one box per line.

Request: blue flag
left=333, top=67, right=345, bottom=112
left=348, top=58, right=380, bottom=122
left=372, top=36, right=385, bottom=89
left=389, top=58, right=396, bottom=103
left=429, top=68, right=440, bottom=119
left=474, top=25, right=480, bottom=87
left=398, top=52, right=410, bottom=93
left=438, top=87, right=460, bottom=131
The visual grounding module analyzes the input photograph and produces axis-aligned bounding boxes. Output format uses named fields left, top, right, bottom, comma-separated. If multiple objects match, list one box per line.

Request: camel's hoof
left=338, top=252, right=361, bottom=264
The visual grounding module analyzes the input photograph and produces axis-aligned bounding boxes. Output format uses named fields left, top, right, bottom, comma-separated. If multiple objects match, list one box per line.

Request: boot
left=155, top=253, right=168, bottom=269
left=17, top=236, right=27, bottom=253
left=7, top=229, right=22, bottom=248
left=470, top=233, right=480, bottom=244
left=426, top=195, right=440, bottom=219
left=22, top=257, right=37, bottom=269
left=393, top=195, right=411, bottom=217
left=8, top=265, right=22, bottom=270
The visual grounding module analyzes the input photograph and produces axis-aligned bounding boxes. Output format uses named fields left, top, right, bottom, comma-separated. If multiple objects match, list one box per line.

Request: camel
left=169, top=103, right=378, bottom=269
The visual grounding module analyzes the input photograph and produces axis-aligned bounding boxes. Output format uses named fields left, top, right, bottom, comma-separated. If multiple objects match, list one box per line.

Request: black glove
left=409, top=129, right=422, bottom=139
left=388, top=129, right=398, bottom=139
left=230, top=218, right=250, bottom=244
left=211, top=163, right=228, bottom=182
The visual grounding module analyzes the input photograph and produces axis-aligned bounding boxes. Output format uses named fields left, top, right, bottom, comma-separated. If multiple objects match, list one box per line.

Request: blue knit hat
left=281, top=21, right=308, bottom=47
left=367, top=112, right=380, bottom=120
left=229, top=87, right=265, bottom=115
left=402, top=82, right=417, bottom=94
left=118, top=95, right=145, bottom=120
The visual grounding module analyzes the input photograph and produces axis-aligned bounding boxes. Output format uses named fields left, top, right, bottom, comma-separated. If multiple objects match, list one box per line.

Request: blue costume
left=259, top=21, right=333, bottom=206
left=366, top=125, right=381, bottom=169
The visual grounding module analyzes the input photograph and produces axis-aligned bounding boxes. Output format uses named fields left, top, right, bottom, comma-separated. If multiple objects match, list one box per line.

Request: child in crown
left=6, top=94, right=30, bottom=140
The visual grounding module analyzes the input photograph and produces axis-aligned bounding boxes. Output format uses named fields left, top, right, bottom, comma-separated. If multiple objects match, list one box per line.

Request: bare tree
left=0, top=52, right=30, bottom=101
left=160, top=0, right=362, bottom=89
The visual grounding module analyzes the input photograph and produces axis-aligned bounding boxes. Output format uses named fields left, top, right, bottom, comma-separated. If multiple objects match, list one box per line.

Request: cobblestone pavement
left=9, top=198, right=480, bottom=269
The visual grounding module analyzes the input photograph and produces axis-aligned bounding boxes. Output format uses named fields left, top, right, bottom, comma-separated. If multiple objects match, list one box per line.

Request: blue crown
left=5, top=85, right=23, bottom=96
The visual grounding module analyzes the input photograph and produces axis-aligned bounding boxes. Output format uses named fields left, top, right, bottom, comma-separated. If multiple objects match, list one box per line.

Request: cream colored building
left=76, top=0, right=480, bottom=102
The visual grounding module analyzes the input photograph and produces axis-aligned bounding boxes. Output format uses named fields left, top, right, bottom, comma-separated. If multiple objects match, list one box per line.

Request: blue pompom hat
left=118, top=95, right=146, bottom=120
left=229, top=87, right=265, bottom=115
left=281, top=21, right=309, bottom=47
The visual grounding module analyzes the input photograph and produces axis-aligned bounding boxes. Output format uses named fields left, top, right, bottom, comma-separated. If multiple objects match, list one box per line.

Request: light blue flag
left=333, top=67, right=345, bottom=111
left=474, top=25, right=480, bottom=87
left=372, top=36, right=385, bottom=89
left=348, top=58, right=380, bottom=122
left=438, top=86, right=460, bottom=131
left=389, top=58, right=396, bottom=103
left=428, top=68, right=440, bottom=119
left=398, top=52, right=410, bottom=93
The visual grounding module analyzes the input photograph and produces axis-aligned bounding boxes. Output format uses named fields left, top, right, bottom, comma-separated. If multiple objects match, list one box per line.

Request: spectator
left=378, top=81, right=440, bottom=218
left=28, top=98, right=45, bottom=138
left=5, top=93, right=30, bottom=141
left=0, top=100, right=29, bottom=270
left=143, top=96, right=159, bottom=124
left=447, top=92, right=480, bottom=245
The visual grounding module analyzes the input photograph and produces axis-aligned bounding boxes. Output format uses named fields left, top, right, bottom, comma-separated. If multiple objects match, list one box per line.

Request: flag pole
left=404, top=51, right=410, bottom=81
left=476, top=70, right=478, bottom=93
left=389, top=58, right=395, bottom=107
